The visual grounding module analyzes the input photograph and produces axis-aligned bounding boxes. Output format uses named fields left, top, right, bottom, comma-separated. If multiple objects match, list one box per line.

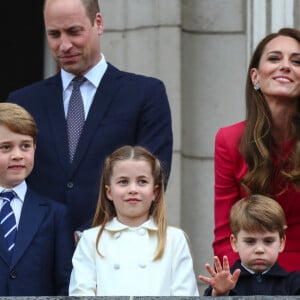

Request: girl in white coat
left=69, top=145, right=199, bottom=296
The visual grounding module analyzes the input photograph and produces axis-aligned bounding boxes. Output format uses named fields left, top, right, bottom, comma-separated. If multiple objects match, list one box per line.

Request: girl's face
left=105, top=159, right=159, bottom=227
left=251, top=35, right=300, bottom=104
left=230, top=230, right=285, bottom=273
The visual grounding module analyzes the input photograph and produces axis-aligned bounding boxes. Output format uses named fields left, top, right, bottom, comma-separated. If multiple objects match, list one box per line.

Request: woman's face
left=251, top=35, right=300, bottom=104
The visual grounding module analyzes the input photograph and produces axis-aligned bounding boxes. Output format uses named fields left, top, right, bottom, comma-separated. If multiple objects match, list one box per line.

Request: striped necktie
left=0, top=190, right=17, bottom=252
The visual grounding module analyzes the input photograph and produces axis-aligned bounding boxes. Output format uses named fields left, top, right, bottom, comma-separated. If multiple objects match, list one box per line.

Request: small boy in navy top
left=199, top=194, right=300, bottom=296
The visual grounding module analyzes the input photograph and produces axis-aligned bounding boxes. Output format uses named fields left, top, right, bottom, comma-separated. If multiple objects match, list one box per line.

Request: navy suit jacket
left=0, top=188, right=74, bottom=296
left=7, top=63, right=173, bottom=231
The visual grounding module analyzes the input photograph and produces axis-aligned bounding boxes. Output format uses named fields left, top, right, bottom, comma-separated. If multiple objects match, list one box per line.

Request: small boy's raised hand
left=198, top=255, right=241, bottom=296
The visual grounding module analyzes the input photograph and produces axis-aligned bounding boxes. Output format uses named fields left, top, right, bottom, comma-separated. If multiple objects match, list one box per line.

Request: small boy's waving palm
left=199, top=255, right=241, bottom=296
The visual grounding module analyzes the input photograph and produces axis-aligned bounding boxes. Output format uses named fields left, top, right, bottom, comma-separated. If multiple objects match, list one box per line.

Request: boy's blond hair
left=230, top=195, right=287, bottom=238
left=0, top=103, right=37, bottom=143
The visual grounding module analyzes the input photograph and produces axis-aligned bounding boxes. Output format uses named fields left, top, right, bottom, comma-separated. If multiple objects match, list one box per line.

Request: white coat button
left=113, top=232, right=121, bottom=239
left=138, top=263, right=147, bottom=268
left=113, top=263, right=120, bottom=270
left=137, top=228, right=146, bottom=236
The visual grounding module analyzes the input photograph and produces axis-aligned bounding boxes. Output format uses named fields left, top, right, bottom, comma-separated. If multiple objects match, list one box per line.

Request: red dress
left=213, top=121, right=300, bottom=272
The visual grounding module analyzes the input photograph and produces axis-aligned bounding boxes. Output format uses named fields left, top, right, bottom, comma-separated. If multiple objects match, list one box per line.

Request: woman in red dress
left=213, top=27, right=300, bottom=272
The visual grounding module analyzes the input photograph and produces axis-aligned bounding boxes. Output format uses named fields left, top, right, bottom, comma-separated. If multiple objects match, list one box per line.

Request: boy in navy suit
left=199, top=195, right=300, bottom=296
left=0, top=103, right=74, bottom=296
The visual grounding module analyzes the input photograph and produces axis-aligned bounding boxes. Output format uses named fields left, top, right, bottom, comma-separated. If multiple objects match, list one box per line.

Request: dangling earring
left=254, top=82, right=261, bottom=91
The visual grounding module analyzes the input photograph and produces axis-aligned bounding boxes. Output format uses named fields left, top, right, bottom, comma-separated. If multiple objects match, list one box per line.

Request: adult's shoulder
left=7, top=73, right=61, bottom=104
left=10, top=73, right=60, bottom=94
left=215, top=121, right=245, bottom=148
left=106, top=62, right=166, bottom=87
left=216, top=121, right=245, bottom=137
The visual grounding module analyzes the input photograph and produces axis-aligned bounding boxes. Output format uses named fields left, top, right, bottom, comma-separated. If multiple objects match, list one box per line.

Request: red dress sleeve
left=213, top=122, right=247, bottom=265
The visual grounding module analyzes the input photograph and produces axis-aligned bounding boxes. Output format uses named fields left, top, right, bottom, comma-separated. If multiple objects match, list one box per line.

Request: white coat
left=69, top=217, right=199, bottom=296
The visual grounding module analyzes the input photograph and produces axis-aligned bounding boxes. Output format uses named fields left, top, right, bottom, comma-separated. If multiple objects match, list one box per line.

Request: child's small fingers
left=214, top=256, right=222, bottom=272
left=232, top=269, right=241, bottom=282
left=198, top=275, right=212, bottom=285
left=205, top=263, right=212, bottom=271
left=222, top=255, right=230, bottom=270
left=205, top=263, right=217, bottom=278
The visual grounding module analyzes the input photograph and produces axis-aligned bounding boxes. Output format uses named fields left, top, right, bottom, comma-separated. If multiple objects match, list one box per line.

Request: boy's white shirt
left=0, top=181, right=26, bottom=226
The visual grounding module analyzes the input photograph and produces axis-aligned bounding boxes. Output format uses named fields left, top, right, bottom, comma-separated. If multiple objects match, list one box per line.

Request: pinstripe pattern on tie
left=0, top=190, right=17, bottom=252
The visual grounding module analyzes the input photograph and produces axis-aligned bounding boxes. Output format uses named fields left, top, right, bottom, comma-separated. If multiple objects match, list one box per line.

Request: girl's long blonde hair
left=92, top=145, right=167, bottom=260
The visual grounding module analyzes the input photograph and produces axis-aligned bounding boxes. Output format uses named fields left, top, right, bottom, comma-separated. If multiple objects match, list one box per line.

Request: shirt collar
left=61, top=53, right=108, bottom=91
left=105, top=217, right=158, bottom=232
left=241, top=261, right=270, bottom=275
left=0, top=181, right=27, bottom=203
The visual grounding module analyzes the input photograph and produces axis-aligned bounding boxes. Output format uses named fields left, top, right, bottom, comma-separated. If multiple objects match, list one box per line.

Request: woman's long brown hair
left=240, top=27, right=300, bottom=195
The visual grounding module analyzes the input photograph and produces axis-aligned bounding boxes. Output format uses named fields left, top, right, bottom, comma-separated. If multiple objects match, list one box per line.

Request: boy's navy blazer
left=7, top=63, right=173, bottom=231
left=0, top=188, right=74, bottom=296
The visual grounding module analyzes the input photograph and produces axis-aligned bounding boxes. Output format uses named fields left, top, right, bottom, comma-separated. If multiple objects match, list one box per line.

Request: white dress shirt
left=0, top=181, right=27, bottom=227
left=62, top=54, right=108, bottom=119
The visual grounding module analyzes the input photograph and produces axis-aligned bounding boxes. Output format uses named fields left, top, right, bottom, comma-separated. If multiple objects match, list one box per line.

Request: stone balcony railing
left=1, top=296, right=300, bottom=300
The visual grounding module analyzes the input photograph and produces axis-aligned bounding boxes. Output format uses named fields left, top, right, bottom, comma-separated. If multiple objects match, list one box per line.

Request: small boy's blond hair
left=230, top=195, right=287, bottom=238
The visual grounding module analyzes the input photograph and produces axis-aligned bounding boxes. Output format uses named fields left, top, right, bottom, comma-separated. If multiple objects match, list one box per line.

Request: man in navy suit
left=0, top=103, right=74, bottom=296
left=7, top=0, right=173, bottom=234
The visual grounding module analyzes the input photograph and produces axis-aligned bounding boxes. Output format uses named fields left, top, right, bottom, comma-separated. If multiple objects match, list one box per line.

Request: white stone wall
left=101, top=0, right=182, bottom=228
left=181, top=0, right=246, bottom=292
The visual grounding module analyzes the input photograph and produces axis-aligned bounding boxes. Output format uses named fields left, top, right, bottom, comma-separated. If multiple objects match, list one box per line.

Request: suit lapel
left=10, top=189, right=48, bottom=268
left=44, top=74, right=71, bottom=171
left=69, top=63, right=123, bottom=174
left=41, top=65, right=124, bottom=175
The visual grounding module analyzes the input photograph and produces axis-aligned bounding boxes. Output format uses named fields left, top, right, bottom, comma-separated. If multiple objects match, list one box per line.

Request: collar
left=105, top=217, right=158, bottom=232
left=61, top=53, right=108, bottom=91
left=232, top=260, right=289, bottom=278
left=241, top=262, right=270, bottom=275
left=0, top=181, right=27, bottom=203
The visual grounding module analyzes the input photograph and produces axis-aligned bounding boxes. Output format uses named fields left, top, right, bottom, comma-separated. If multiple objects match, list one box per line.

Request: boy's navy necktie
left=0, top=190, right=17, bottom=252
